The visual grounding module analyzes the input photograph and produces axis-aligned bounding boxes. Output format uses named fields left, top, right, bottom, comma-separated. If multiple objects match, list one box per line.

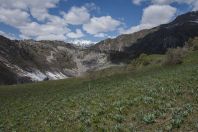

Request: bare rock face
left=0, top=36, right=110, bottom=85
left=1, top=11, right=198, bottom=85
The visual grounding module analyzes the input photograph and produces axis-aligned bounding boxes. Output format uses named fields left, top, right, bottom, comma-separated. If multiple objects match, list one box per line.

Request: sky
left=0, top=0, right=197, bottom=44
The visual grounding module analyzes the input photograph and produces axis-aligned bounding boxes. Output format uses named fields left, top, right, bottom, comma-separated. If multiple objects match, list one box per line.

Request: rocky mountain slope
left=0, top=11, right=198, bottom=85
left=0, top=36, right=109, bottom=85
left=91, top=11, right=198, bottom=62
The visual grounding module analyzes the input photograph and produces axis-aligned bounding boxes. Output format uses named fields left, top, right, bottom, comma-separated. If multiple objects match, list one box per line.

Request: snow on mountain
left=68, top=39, right=97, bottom=47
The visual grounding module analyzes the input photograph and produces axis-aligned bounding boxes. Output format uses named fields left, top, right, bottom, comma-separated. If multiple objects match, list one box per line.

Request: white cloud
left=36, top=34, right=66, bottom=41
left=132, top=0, right=198, bottom=11
left=0, top=0, right=69, bottom=40
left=83, top=16, right=121, bottom=35
left=132, top=0, right=194, bottom=5
left=124, top=5, right=177, bottom=34
left=193, top=1, right=198, bottom=11
left=94, top=33, right=107, bottom=38
left=132, top=0, right=143, bottom=5
left=0, top=7, right=30, bottom=27
left=67, top=29, right=85, bottom=38
left=63, top=6, right=90, bottom=25
left=84, top=3, right=100, bottom=12
left=141, top=5, right=177, bottom=26
left=151, top=0, right=194, bottom=5
left=0, top=1, right=121, bottom=41
left=0, top=0, right=60, bottom=22
left=30, top=8, right=50, bottom=21
left=19, top=22, right=70, bottom=40
left=0, top=30, right=17, bottom=40
left=0, top=0, right=59, bottom=9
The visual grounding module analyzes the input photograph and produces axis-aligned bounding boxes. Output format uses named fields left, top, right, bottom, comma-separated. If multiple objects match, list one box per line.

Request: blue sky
left=0, top=0, right=197, bottom=44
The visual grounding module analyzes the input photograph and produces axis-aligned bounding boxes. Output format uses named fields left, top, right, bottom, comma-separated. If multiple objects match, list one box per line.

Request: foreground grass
left=0, top=51, right=198, bottom=131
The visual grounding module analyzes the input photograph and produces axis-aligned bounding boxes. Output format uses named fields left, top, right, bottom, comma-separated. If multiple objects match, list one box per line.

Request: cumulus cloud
left=83, top=16, right=121, bottom=35
left=124, top=5, right=177, bottom=34
left=67, top=29, right=85, bottom=38
left=63, top=6, right=90, bottom=25
left=19, top=21, right=70, bottom=40
left=0, top=8, right=30, bottom=27
left=0, top=0, right=59, bottom=9
left=0, top=0, right=69, bottom=40
left=141, top=5, right=177, bottom=25
left=0, top=0, right=60, bottom=22
left=0, top=0, right=123, bottom=41
left=0, top=0, right=121, bottom=41
left=132, top=0, right=198, bottom=11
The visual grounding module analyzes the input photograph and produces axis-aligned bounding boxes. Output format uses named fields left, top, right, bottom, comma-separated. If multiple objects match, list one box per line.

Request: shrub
left=186, top=37, right=198, bottom=51
left=132, top=54, right=150, bottom=67
left=112, top=114, right=125, bottom=123
left=129, top=53, right=163, bottom=70
left=113, top=124, right=125, bottom=132
left=143, top=113, right=156, bottom=124
left=163, top=47, right=187, bottom=65
left=171, top=104, right=193, bottom=128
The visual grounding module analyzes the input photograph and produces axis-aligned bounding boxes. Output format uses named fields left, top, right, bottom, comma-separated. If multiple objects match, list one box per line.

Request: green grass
left=129, top=53, right=164, bottom=67
left=0, top=51, right=198, bottom=131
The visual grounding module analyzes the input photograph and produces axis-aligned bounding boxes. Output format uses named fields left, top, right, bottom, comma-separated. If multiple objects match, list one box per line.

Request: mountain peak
left=171, top=11, right=198, bottom=24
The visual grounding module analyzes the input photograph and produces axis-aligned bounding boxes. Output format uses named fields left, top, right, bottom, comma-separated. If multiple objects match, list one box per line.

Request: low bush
left=186, top=37, right=198, bottom=51
left=163, top=47, right=187, bottom=65
left=143, top=113, right=156, bottom=124
left=129, top=53, right=163, bottom=69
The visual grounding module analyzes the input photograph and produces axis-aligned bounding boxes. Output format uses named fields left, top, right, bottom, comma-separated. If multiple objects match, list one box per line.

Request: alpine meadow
left=0, top=0, right=198, bottom=131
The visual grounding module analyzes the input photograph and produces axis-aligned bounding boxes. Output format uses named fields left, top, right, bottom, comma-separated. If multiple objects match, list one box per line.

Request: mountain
left=0, top=36, right=110, bottom=85
left=1, top=11, right=198, bottom=85
left=92, top=11, right=198, bottom=62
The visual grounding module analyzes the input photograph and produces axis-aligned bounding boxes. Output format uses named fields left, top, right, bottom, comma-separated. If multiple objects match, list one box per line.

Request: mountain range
left=1, top=11, right=198, bottom=85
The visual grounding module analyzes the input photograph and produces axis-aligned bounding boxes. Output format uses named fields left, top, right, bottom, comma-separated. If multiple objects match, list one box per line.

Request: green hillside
left=0, top=50, right=198, bottom=131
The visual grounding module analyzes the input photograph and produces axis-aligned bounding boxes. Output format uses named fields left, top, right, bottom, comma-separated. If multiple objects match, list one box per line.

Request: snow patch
left=22, top=70, right=68, bottom=81
left=25, top=71, right=47, bottom=81
left=46, top=51, right=56, bottom=63
left=3, top=61, right=47, bottom=81
left=69, top=39, right=97, bottom=46
left=24, top=70, right=68, bottom=81
left=46, top=72, right=67, bottom=80
left=1, top=59, right=68, bottom=81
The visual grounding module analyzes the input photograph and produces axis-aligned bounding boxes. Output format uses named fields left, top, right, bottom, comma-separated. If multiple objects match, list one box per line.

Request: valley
left=0, top=11, right=198, bottom=131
